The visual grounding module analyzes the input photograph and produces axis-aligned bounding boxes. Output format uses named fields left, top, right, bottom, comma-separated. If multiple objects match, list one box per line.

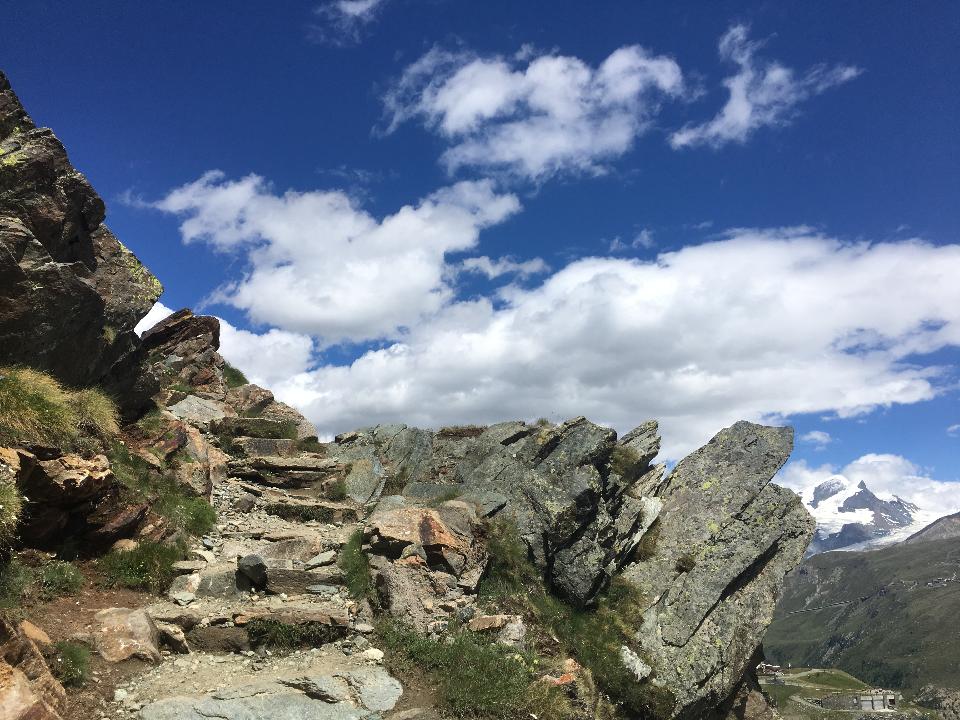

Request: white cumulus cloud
left=149, top=173, right=960, bottom=461
left=670, top=24, right=861, bottom=149
left=459, top=255, right=549, bottom=280
left=383, top=44, right=685, bottom=180
left=948, top=424, right=960, bottom=437
left=153, top=172, right=520, bottom=346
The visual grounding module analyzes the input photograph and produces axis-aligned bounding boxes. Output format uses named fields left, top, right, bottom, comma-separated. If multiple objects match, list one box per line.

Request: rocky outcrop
left=0, top=71, right=161, bottom=412
left=341, top=419, right=812, bottom=719
left=0, top=617, right=67, bottom=720
left=3, top=445, right=148, bottom=548
left=620, top=422, right=813, bottom=717
left=138, top=308, right=319, bottom=441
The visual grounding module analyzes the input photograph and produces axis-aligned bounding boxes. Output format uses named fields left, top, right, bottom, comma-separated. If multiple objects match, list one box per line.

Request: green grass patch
left=222, top=363, right=249, bottom=389
left=296, top=437, right=325, bottom=453
left=0, top=480, right=23, bottom=547
left=39, top=560, right=83, bottom=598
left=327, top=477, right=348, bottom=502
left=263, top=503, right=336, bottom=523
left=0, top=558, right=36, bottom=609
left=107, top=441, right=216, bottom=535
left=134, top=408, right=167, bottom=436
left=378, top=619, right=572, bottom=719
left=338, top=529, right=371, bottom=599
left=0, top=558, right=83, bottom=607
left=479, top=520, right=674, bottom=719
left=0, top=366, right=118, bottom=449
left=246, top=618, right=343, bottom=649
left=52, top=641, right=90, bottom=687
left=98, top=541, right=183, bottom=593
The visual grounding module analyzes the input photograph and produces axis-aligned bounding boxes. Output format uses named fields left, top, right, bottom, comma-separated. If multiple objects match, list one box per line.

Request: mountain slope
left=905, top=511, right=960, bottom=544
left=802, top=476, right=924, bottom=554
left=764, top=536, right=960, bottom=690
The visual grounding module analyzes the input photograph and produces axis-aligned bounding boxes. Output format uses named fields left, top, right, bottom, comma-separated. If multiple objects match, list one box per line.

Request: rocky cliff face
left=0, top=71, right=161, bottom=411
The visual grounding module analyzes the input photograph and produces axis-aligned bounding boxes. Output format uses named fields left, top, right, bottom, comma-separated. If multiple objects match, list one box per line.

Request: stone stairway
left=104, top=409, right=416, bottom=719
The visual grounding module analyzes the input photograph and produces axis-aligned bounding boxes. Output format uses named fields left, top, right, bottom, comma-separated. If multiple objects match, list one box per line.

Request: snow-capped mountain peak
left=803, top=476, right=922, bottom=554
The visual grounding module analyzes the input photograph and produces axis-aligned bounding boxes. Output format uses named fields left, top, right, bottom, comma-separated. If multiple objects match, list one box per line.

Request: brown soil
left=12, top=559, right=160, bottom=719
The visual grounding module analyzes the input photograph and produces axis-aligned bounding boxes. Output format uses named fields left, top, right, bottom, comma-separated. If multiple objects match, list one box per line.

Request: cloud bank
left=154, top=172, right=519, bottom=345
left=149, top=172, right=960, bottom=460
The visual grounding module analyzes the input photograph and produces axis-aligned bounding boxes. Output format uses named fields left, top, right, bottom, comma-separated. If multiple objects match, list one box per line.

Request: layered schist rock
left=0, top=71, right=162, bottom=412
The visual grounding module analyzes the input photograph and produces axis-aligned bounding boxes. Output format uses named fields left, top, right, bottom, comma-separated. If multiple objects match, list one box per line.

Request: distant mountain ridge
left=905, top=511, right=960, bottom=545
left=765, top=533, right=960, bottom=691
left=801, top=476, right=923, bottom=554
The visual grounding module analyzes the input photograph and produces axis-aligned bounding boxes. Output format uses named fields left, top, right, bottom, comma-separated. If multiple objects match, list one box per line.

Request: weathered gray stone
left=167, top=396, right=229, bottom=426
left=304, top=550, right=337, bottom=569
left=340, top=667, right=403, bottom=712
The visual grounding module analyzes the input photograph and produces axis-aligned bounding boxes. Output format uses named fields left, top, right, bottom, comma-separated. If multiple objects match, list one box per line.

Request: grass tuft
left=0, top=558, right=36, bottom=609
left=327, top=477, right=348, bottom=502
left=338, top=529, right=371, bottom=599
left=0, top=479, right=23, bottom=546
left=52, top=640, right=90, bottom=686
left=222, top=362, right=249, bottom=389
left=0, top=366, right=119, bottom=449
left=296, top=437, right=324, bottom=453
left=98, top=541, right=183, bottom=592
left=378, top=619, right=571, bottom=719
left=39, top=560, right=84, bottom=598
left=68, top=388, right=120, bottom=437
left=107, top=441, right=216, bottom=535
left=246, top=618, right=343, bottom=649
left=263, top=503, right=336, bottom=523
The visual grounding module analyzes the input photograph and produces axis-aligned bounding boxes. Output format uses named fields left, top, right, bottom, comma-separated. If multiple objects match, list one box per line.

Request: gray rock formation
left=350, top=417, right=813, bottom=718
left=0, top=71, right=162, bottom=410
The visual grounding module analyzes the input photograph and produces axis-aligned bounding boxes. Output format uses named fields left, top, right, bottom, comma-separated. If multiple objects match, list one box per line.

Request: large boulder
left=0, top=71, right=161, bottom=412
left=92, top=607, right=162, bottom=662
left=10, top=447, right=141, bottom=547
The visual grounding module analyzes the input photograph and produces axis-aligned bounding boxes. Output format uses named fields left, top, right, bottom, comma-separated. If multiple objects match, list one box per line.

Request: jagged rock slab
left=619, top=421, right=814, bottom=718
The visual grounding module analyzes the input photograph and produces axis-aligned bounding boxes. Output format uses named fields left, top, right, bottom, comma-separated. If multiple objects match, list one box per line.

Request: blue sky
left=4, top=1, right=959, bottom=511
